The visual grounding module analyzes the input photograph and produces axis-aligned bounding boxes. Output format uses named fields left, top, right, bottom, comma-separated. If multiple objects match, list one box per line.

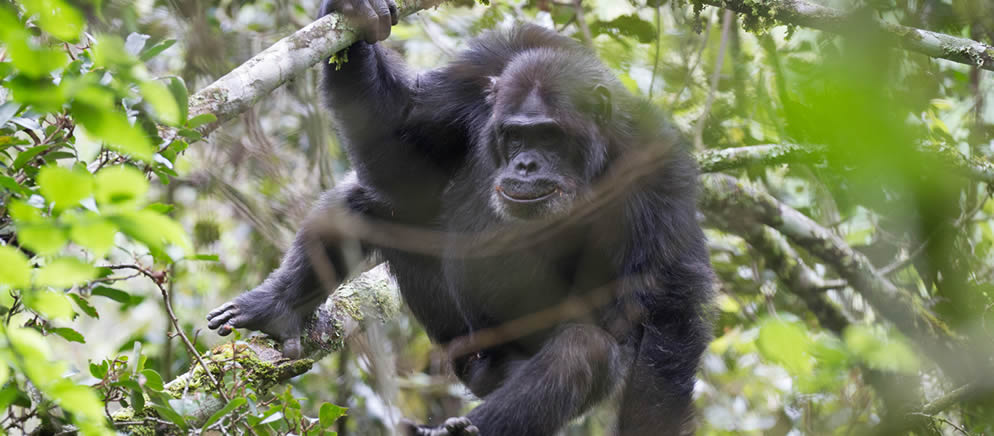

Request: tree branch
left=696, top=142, right=994, bottom=185
left=697, top=0, right=994, bottom=71
left=185, top=0, right=449, bottom=135
left=700, top=174, right=974, bottom=380
left=113, top=265, right=402, bottom=431
left=709, top=216, right=850, bottom=333
left=136, top=1, right=991, bottom=428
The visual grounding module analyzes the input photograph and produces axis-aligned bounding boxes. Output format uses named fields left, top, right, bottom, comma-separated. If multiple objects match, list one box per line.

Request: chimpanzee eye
left=504, top=130, right=523, bottom=152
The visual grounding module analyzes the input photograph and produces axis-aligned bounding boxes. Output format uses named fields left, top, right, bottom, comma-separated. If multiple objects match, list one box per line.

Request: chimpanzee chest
left=441, top=235, right=618, bottom=336
left=449, top=250, right=573, bottom=320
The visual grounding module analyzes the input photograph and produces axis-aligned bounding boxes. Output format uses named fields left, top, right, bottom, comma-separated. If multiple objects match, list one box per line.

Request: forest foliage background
left=0, top=0, right=993, bottom=434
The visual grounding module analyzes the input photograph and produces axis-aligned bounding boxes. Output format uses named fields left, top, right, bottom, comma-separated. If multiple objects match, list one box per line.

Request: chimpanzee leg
left=616, top=312, right=709, bottom=436
left=457, top=324, right=628, bottom=436
left=206, top=180, right=378, bottom=358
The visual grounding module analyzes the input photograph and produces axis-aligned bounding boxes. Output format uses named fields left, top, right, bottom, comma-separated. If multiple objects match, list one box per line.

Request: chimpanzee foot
left=206, top=288, right=306, bottom=359
left=401, top=417, right=479, bottom=436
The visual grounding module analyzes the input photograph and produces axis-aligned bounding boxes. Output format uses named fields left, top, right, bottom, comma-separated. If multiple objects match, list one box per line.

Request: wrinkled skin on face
left=484, top=51, right=614, bottom=221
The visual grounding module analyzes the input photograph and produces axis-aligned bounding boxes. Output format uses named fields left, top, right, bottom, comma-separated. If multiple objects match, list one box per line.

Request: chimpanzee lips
left=496, top=184, right=559, bottom=203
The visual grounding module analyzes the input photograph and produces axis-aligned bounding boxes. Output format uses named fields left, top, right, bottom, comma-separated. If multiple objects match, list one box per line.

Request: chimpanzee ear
left=593, top=84, right=611, bottom=122
left=485, top=76, right=500, bottom=105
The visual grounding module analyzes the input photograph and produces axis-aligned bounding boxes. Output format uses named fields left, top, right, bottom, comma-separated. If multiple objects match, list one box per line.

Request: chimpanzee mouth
left=497, top=185, right=559, bottom=203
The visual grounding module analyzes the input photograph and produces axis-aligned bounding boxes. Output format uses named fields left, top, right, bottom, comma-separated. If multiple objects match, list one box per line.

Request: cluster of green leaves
left=210, top=387, right=347, bottom=435
left=0, top=1, right=239, bottom=434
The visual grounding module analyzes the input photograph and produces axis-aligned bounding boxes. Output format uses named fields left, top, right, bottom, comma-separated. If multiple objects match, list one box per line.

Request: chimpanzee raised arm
left=209, top=2, right=713, bottom=435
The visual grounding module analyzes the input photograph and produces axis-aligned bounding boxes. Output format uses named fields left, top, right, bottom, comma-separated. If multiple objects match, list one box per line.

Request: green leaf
left=18, top=223, right=68, bottom=255
left=89, top=360, right=109, bottom=379
left=0, top=9, right=70, bottom=78
left=0, top=384, right=31, bottom=410
left=90, top=34, right=137, bottom=70
left=140, top=369, right=164, bottom=392
left=50, top=327, right=85, bottom=343
left=151, top=403, right=189, bottom=431
left=589, top=14, right=657, bottom=43
left=202, top=397, right=247, bottom=432
left=757, top=318, right=813, bottom=375
left=38, top=166, right=94, bottom=211
left=0, top=245, right=32, bottom=289
left=95, top=165, right=149, bottom=207
left=143, top=203, right=174, bottom=214
left=25, top=290, right=75, bottom=320
left=319, top=403, right=348, bottom=428
left=8, top=327, right=52, bottom=361
left=259, top=411, right=284, bottom=425
left=177, top=129, right=202, bottom=142
left=90, top=286, right=130, bottom=303
left=186, top=113, right=217, bottom=129
left=13, top=145, right=52, bottom=170
left=0, top=102, right=22, bottom=128
left=140, top=80, right=182, bottom=126
left=50, top=380, right=104, bottom=420
left=186, top=254, right=219, bottom=262
left=0, top=175, right=29, bottom=196
left=69, top=293, right=99, bottom=318
left=130, top=387, right=146, bottom=413
left=21, top=0, right=84, bottom=42
left=71, top=107, right=154, bottom=161
left=8, top=200, right=42, bottom=223
left=36, top=257, right=97, bottom=288
left=166, top=77, right=189, bottom=128
left=113, top=209, right=191, bottom=253
left=843, top=326, right=919, bottom=374
left=139, top=39, right=177, bottom=61
left=70, top=218, right=117, bottom=258
left=0, top=362, right=8, bottom=387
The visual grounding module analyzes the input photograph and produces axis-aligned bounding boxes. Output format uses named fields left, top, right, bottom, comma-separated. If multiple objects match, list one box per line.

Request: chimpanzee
left=206, top=0, right=714, bottom=434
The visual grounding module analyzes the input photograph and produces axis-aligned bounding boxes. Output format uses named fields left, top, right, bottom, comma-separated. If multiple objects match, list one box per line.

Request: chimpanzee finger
left=355, top=0, right=381, bottom=43
left=388, top=0, right=398, bottom=25
left=443, top=417, right=477, bottom=435
left=373, top=0, right=392, bottom=41
left=207, top=306, right=238, bottom=329
left=206, top=301, right=235, bottom=321
left=218, top=324, right=234, bottom=336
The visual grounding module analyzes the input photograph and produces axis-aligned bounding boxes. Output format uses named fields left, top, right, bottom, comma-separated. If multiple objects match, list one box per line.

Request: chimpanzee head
left=484, top=48, right=622, bottom=221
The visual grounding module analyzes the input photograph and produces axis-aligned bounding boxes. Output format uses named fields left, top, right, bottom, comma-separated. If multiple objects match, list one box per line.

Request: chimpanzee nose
left=513, top=151, right=541, bottom=176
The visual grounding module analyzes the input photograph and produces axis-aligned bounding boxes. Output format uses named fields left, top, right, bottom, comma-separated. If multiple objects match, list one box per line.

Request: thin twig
left=648, top=5, right=662, bottom=100
left=879, top=187, right=991, bottom=276
left=693, top=9, right=732, bottom=150
left=908, top=413, right=970, bottom=436
left=572, top=0, right=593, bottom=47
left=105, top=264, right=230, bottom=402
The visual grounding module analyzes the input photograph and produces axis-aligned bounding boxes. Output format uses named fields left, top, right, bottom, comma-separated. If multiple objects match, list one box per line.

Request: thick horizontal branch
left=696, top=143, right=994, bottom=185
left=698, top=0, right=994, bottom=71
left=696, top=143, right=821, bottom=173
left=186, top=0, right=448, bottom=135
left=699, top=174, right=972, bottom=378
left=708, top=213, right=849, bottom=333
left=114, top=265, right=401, bottom=432
left=709, top=218, right=945, bottom=434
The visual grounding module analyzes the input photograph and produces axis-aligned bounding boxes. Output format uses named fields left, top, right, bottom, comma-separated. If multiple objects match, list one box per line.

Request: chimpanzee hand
left=401, top=417, right=480, bottom=436
left=206, top=285, right=307, bottom=359
left=319, top=0, right=399, bottom=44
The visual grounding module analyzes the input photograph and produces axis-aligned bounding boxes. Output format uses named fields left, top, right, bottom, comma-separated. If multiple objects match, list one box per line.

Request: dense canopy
left=0, top=0, right=992, bottom=434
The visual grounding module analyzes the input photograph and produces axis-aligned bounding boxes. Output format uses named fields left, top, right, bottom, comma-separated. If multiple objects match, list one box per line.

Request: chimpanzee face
left=487, top=83, right=590, bottom=221
left=484, top=57, right=615, bottom=221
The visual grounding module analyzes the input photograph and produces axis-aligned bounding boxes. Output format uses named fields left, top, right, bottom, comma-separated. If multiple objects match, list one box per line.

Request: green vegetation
left=0, top=0, right=992, bottom=434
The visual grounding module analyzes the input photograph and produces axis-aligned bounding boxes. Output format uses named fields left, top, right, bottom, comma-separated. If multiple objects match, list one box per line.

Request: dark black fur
left=207, top=1, right=713, bottom=434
